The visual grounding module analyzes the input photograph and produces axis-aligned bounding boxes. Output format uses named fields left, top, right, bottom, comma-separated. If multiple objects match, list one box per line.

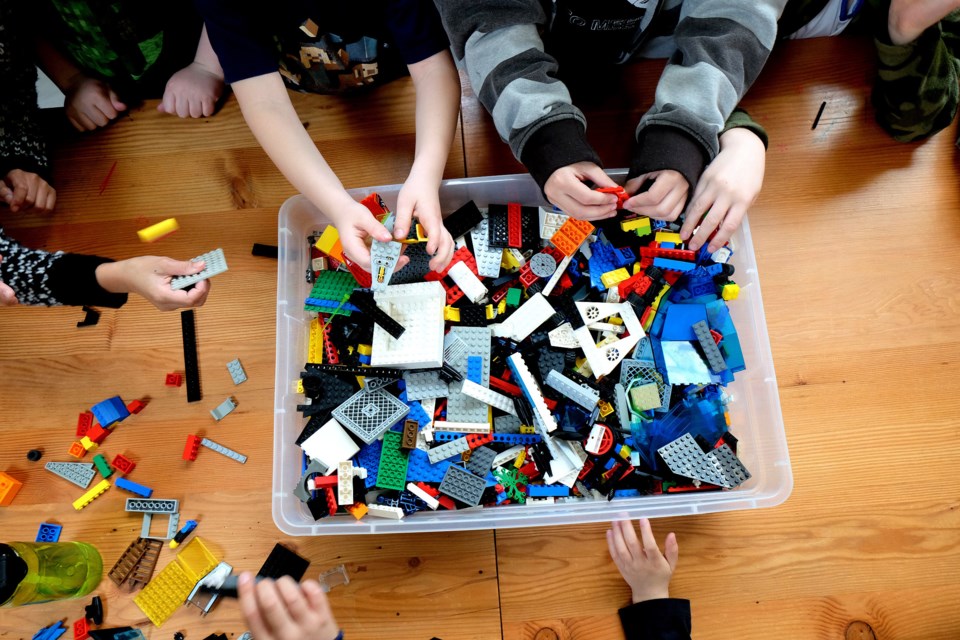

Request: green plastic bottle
left=0, top=541, right=102, bottom=607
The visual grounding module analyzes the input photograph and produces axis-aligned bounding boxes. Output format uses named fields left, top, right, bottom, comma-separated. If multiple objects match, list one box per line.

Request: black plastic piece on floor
left=77, top=305, right=100, bottom=328
left=181, top=309, right=202, bottom=402
left=252, top=243, right=279, bottom=258
left=257, top=543, right=311, bottom=581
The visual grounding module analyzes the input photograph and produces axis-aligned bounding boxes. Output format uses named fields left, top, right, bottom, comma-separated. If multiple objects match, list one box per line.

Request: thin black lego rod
left=181, top=309, right=202, bottom=403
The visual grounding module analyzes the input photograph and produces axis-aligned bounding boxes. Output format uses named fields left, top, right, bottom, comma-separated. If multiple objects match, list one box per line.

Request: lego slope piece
left=134, top=537, right=220, bottom=627
left=90, top=396, right=130, bottom=428
left=573, top=301, right=644, bottom=378
left=370, top=282, right=445, bottom=369
left=493, top=292, right=555, bottom=342
left=210, top=397, right=238, bottom=421
left=170, top=248, right=229, bottom=291
left=332, top=388, right=409, bottom=444
left=45, top=461, right=96, bottom=489
left=469, top=217, right=503, bottom=278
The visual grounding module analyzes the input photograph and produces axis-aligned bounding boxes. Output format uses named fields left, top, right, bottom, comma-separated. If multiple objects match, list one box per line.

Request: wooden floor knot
left=846, top=621, right=877, bottom=640
left=531, top=628, right=560, bottom=640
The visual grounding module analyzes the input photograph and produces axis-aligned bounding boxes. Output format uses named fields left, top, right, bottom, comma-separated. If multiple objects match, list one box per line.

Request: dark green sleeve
left=721, top=108, right=769, bottom=148
left=871, top=5, right=960, bottom=143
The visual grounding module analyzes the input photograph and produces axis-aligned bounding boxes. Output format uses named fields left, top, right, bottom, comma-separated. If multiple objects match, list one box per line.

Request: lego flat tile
left=332, top=388, right=410, bottom=444
left=465, top=445, right=497, bottom=477
left=493, top=293, right=555, bottom=343
left=301, top=417, right=362, bottom=469
left=170, top=248, right=229, bottom=291
left=371, top=282, right=445, bottom=369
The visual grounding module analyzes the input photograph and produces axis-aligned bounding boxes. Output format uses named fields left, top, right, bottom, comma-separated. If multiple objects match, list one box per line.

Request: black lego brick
left=443, top=200, right=484, bottom=240
left=257, top=543, right=311, bottom=581
left=181, top=309, right=202, bottom=402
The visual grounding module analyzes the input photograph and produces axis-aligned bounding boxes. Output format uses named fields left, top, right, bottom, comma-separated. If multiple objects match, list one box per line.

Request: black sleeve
left=0, top=226, right=127, bottom=308
left=386, top=0, right=450, bottom=65
left=618, top=598, right=692, bottom=640
left=193, top=0, right=280, bottom=84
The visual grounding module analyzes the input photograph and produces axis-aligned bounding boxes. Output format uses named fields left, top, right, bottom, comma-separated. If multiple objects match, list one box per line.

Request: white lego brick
left=433, top=419, right=492, bottom=434
left=491, top=445, right=525, bottom=468
left=300, top=418, right=361, bottom=474
left=539, top=207, right=569, bottom=240
left=541, top=253, right=572, bottom=297
left=585, top=424, right=607, bottom=455
left=506, top=353, right=557, bottom=433
left=447, top=261, right=488, bottom=304
left=493, top=292, right=555, bottom=342
left=405, top=482, right=440, bottom=510
left=587, top=322, right=625, bottom=334
left=548, top=322, right=579, bottom=349
left=365, top=503, right=405, bottom=519
left=371, top=281, right=445, bottom=369
left=337, top=461, right=354, bottom=505
left=460, top=379, right=517, bottom=415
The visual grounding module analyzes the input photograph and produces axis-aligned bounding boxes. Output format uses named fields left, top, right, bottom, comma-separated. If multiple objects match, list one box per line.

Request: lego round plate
left=273, top=172, right=792, bottom=535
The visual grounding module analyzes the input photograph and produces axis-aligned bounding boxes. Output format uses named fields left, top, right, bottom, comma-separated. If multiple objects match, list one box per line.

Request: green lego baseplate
left=305, top=270, right=359, bottom=314
left=376, top=431, right=410, bottom=491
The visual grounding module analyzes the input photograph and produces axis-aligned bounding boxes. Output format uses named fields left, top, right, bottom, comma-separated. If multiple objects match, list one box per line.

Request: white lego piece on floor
left=371, top=281, right=445, bottom=369
left=300, top=418, right=361, bottom=474
left=493, top=292, right=555, bottom=342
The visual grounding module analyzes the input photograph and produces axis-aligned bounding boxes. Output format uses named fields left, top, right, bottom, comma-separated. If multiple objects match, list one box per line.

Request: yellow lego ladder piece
left=134, top=537, right=220, bottom=627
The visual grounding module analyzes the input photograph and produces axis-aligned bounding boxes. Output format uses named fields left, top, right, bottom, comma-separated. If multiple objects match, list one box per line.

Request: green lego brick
left=92, top=453, right=113, bottom=479
left=305, top=271, right=359, bottom=314
left=506, top=288, right=522, bottom=307
left=376, top=431, right=410, bottom=491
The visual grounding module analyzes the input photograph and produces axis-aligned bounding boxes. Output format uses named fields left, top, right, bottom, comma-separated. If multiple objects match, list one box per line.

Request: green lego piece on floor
left=506, top=288, right=522, bottom=307
left=376, top=431, right=410, bottom=491
left=92, top=453, right=113, bottom=479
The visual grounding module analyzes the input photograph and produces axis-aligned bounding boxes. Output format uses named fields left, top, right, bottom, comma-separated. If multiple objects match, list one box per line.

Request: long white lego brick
left=541, top=253, right=572, bottom=297
left=506, top=353, right=557, bottom=433
left=491, top=445, right=525, bottom=468
left=405, top=482, right=440, bottom=510
left=493, top=293, right=555, bottom=342
left=459, top=380, right=517, bottom=416
left=365, top=504, right=405, bottom=520
left=432, top=420, right=492, bottom=434
left=447, top=261, right=488, bottom=304
left=337, top=461, right=354, bottom=505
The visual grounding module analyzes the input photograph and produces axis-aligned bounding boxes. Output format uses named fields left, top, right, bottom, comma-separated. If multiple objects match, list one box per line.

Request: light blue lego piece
left=466, top=356, right=483, bottom=384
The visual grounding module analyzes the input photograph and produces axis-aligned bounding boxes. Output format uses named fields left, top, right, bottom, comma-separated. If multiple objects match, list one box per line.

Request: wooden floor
left=1, top=37, right=958, bottom=639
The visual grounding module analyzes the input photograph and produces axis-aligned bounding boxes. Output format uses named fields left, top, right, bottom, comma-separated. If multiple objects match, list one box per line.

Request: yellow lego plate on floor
left=133, top=537, right=220, bottom=626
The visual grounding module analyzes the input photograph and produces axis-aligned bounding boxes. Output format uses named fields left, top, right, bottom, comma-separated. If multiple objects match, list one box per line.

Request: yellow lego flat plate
left=133, top=537, right=221, bottom=626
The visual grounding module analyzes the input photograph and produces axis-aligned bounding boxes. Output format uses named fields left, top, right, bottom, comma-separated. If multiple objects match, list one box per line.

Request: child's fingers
left=162, top=258, right=206, bottom=277
left=566, top=179, right=617, bottom=208
left=256, top=578, right=297, bottom=637
left=664, top=532, right=679, bottom=572
left=238, top=573, right=271, bottom=640
left=275, top=576, right=313, bottom=627
left=183, top=280, right=211, bottom=307
left=428, top=232, right=455, bottom=273
left=0, top=281, right=19, bottom=306
left=706, top=203, right=745, bottom=253
left=637, top=518, right=660, bottom=556
left=393, top=201, right=414, bottom=241
left=108, top=89, right=127, bottom=112
left=607, top=522, right=631, bottom=565
left=579, top=164, right=619, bottom=190
left=0, top=181, right=12, bottom=204
left=687, top=198, right=729, bottom=251
left=619, top=518, right=642, bottom=557
left=9, top=179, right=28, bottom=211
left=202, top=96, right=216, bottom=118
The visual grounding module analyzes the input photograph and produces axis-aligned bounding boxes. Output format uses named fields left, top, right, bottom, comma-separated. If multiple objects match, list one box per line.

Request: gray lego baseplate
left=445, top=327, right=491, bottom=423
left=170, top=248, right=228, bottom=291
left=226, top=358, right=247, bottom=385
left=494, top=414, right=522, bottom=434
left=201, top=437, right=248, bottom=463
left=332, top=387, right=410, bottom=444
left=125, top=498, right=179, bottom=514
left=402, top=370, right=448, bottom=401
left=658, top=434, right=750, bottom=489
left=438, top=465, right=486, bottom=507
left=465, top=446, right=496, bottom=477
left=45, top=461, right=96, bottom=489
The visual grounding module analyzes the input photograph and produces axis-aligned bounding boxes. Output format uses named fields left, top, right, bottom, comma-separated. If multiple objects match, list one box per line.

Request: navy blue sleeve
left=618, top=598, right=692, bottom=640
left=193, top=0, right=280, bottom=84
left=386, top=0, right=450, bottom=65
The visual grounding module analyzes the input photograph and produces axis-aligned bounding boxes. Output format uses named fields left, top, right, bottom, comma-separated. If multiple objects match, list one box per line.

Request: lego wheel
left=585, top=305, right=600, bottom=321
left=606, top=346, right=620, bottom=362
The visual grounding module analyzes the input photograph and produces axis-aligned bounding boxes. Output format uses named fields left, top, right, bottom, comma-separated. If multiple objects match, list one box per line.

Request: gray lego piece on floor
left=210, top=397, right=238, bottom=421
left=332, top=388, right=410, bottom=444
left=469, top=217, right=502, bottom=278
left=427, top=436, right=470, bottom=464
left=201, top=437, right=248, bottom=463
left=692, top=320, right=727, bottom=373
left=227, top=358, right=247, bottom=385
left=494, top=415, right=522, bottom=434
left=45, top=461, right=96, bottom=489
left=170, top=248, right=228, bottom=290
left=140, top=511, right=180, bottom=540
left=140, top=513, right=153, bottom=539
left=438, top=465, right=486, bottom=507
left=465, top=446, right=496, bottom=477
left=165, top=511, right=182, bottom=539
left=545, top=370, right=599, bottom=410
left=126, top=498, right=179, bottom=514
left=403, top=370, right=448, bottom=401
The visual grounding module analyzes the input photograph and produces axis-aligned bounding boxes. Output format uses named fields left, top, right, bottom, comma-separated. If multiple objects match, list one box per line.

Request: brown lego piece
left=400, top=419, right=419, bottom=452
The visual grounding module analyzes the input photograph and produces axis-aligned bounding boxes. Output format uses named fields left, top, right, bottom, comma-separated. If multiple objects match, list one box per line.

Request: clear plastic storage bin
left=274, top=172, right=792, bottom=535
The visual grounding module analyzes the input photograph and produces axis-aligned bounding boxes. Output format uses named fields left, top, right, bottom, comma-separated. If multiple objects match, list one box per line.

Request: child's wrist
left=631, top=586, right=670, bottom=604
left=95, top=261, right=129, bottom=294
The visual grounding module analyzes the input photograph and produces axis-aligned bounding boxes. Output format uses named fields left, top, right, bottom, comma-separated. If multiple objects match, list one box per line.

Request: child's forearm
left=232, top=73, right=357, bottom=221
left=408, top=50, right=461, bottom=182
left=193, top=25, right=224, bottom=78
left=34, top=38, right=86, bottom=92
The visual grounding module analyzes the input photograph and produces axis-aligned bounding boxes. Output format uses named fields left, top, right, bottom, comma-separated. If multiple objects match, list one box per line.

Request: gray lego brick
left=402, top=370, right=448, bottom=401
left=494, top=415, right=522, bottom=434
left=465, top=446, right=496, bottom=477
left=469, top=217, right=503, bottom=278
left=170, top=248, right=228, bottom=290
left=45, top=461, right=96, bottom=489
left=446, top=381, right=492, bottom=424
left=200, top=437, right=248, bottom=463
left=210, top=397, right=238, bottom=421
left=165, top=511, right=182, bottom=539
left=126, top=498, right=179, bottom=514
left=445, top=327, right=491, bottom=423
left=545, top=370, right=599, bottom=410
left=226, top=358, right=247, bottom=385
left=427, top=436, right=470, bottom=464
left=293, top=459, right=328, bottom=503
left=692, top=320, right=727, bottom=372
left=438, top=465, right=486, bottom=507
left=332, top=388, right=410, bottom=444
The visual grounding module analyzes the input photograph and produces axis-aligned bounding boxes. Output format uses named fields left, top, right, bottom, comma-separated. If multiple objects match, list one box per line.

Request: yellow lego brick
left=176, top=537, right=219, bottom=583
left=607, top=315, right=623, bottom=325
left=497, top=300, right=506, bottom=314
left=73, top=479, right=110, bottom=511
left=519, top=424, right=536, bottom=434
left=295, top=379, right=304, bottom=394
left=357, top=343, right=372, bottom=356
left=134, top=537, right=220, bottom=627
left=514, top=449, right=527, bottom=468
left=721, top=283, right=740, bottom=301
left=137, top=218, right=179, bottom=243
left=308, top=317, right=323, bottom=364
left=655, top=231, right=682, bottom=245
left=597, top=399, right=614, bottom=417
left=80, top=436, right=98, bottom=452
left=485, top=304, right=495, bottom=320
left=617, top=444, right=632, bottom=460
left=444, top=306, right=461, bottom=322
left=620, top=216, right=651, bottom=235
left=500, top=248, right=521, bottom=271
left=600, top=268, right=630, bottom=289
left=315, top=226, right=344, bottom=262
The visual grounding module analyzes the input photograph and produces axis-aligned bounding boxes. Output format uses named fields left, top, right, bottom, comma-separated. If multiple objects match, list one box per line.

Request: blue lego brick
left=32, top=621, right=67, bottom=640
left=303, top=298, right=361, bottom=314
left=660, top=242, right=676, bottom=249
left=653, top=257, right=695, bottom=273
left=466, top=356, right=483, bottom=384
left=358, top=354, right=371, bottom=365
left=660, top=304, right=708, bottom=341
left=405, top=448, right=454, bottom=483
left=613, top=488, right=641, bottom=498
left=35, top=523, right=62, bottom=543
left=90, top=396, right=130, bottom=428
left=355, top=440, right=382, bottom=489
left=405, top=400, right=432, bottom=428
left=115, top=476, right=154, bottom=498
left=527, top=484, right=570, bottom=498
left=432, top=431, right=542, bottom=445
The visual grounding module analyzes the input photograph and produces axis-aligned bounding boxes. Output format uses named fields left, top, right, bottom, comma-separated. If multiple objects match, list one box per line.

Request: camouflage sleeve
left=871, top=6, right=960, bottom=143
left=721, top=108, right=769, bottom=148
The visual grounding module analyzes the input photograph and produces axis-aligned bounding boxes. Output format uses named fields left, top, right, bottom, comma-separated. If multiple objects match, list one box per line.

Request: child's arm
left=396, top=49, right=460, bottom=271
left=680, top=118, right=767, bottom=253
left=607, top=519, right=691, bottom=640
left=34, top=38, right=126, bottom=131
left=231, top=73, right=392, bottom=269
left=623, top=0, right=786, bottom=218
left=237, top=573, right=341, bottom=640
left=158, top=25, right=226, bottom=119
left=871, top=0, right=960, bottom=141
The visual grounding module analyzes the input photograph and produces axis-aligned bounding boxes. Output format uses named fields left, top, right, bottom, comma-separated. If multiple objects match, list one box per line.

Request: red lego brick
left=466, top=433, right=494, bottom=449
left=323, top=486, right=338, bottom=512
left=425, top=246, right=478, bottom=281
left=313, top=475, right=339, bottom=488
left=578, top=459, right=595, bottom=481
left=68, top=442, right=86, bottom=459
left=76, top=412, right=93, bottom=438
left=507, top=203, right=522, bottom=248
left=518, top=263, right=539, bottom=288
left=111, top=454, right=136, bottom=475
left=323, top=322, right=340, bottom=365
left=182, top=434, right=202, bottom=461
left=165, top=373, right=183, bottom=387
left=489, top=376, right=522, bottom=397
left=86, top=424, right=109, bottom=444
left=359, top=192, right=390, bottom=218
left=437, top=495, right=456, bottom=510
left=444, top=282, right=465, bottom=305
left=73, top=617, right=90, bottom=640
left=618, top=272, right=653, bottom=299
left=518, top=461, right=539, bottom=479
left=595, top=185, right=629, bottom=209
left=639, top=245, right=695, bottom=261
left=415, top=481, right=440, bottom=497
left=126, top=399, right=146, bottom=414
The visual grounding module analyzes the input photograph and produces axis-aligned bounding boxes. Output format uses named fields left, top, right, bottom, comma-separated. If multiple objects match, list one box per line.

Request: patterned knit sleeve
left=0, top=225, right=128, bottom=307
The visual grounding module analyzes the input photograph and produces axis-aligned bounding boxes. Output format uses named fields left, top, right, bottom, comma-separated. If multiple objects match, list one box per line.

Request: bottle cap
left=0, top=544, right=28, bottom=606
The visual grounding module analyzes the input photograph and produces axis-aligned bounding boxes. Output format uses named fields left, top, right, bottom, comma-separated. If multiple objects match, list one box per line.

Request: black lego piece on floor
left=181, top=309, right=202, bottom=402
left=257, top=543, right=311, bottom=581
left=251, top=243, right=279, bottom=259
left=77, top=305, right=100, bottom=327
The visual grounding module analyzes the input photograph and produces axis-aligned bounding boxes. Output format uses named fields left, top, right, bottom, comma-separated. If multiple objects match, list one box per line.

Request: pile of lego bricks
left=293, top=191, right=751, bottom=521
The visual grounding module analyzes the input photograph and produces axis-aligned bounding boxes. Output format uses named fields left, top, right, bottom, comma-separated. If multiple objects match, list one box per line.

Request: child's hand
left=95, top=257, right=211, bottom=311
left=680, top=127, right=765, bottom=252
left=158, top=61, right=225, bottom=118
left=623, top=170, right=688, bottom=220
left=64, top=76, right=127, bottom=131
left=544, top=162, right=619, bottom=220
left=607, top=518, right=679, bottom=604
left=332, top=201, right=397, bottom=272
left=238, top=573, right=341, bottom=640
left=0, top=257, right=19, bottom=306
left=2, top=170, right=56, bottom=213
left=888, top=0, right=960, bottom=45
left=396, top=173, right=454, bottom=272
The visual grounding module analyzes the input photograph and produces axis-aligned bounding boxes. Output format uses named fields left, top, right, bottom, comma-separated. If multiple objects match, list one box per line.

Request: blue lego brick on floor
left=116, top=476, right=153, bottom=498
left=466, top=356, right=483, bottom=384
left=90, top=395, right=130, bottom=428
left=35, top=523, right=62, bottom=543
left=31, top=620, right=67, bottom=640
left=406, top=448, right=454, bottom=483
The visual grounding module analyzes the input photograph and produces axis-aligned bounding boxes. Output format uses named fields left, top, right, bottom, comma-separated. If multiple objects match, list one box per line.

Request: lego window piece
left=170, top=248, right=229, bottom=291
left=210, top=397, right=238, bottom=421
left=226, top=359, right=247, bottom=385
left=438, top=465, right=486, bottom=507
left=331, top=388, right=409, bottom=444
left=370, top=282, right=445, bottom=369
left=660, top=341, right=715, bottom=385
left=45, top=461, right=96, bottom=489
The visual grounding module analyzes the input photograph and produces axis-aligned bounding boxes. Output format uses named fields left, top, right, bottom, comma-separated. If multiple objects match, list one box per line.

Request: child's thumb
left=109, top=90, right=127, bottom=111
left=165, top=258, right=205, bottom=276
left=361, top=217, right=393, bottom=244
